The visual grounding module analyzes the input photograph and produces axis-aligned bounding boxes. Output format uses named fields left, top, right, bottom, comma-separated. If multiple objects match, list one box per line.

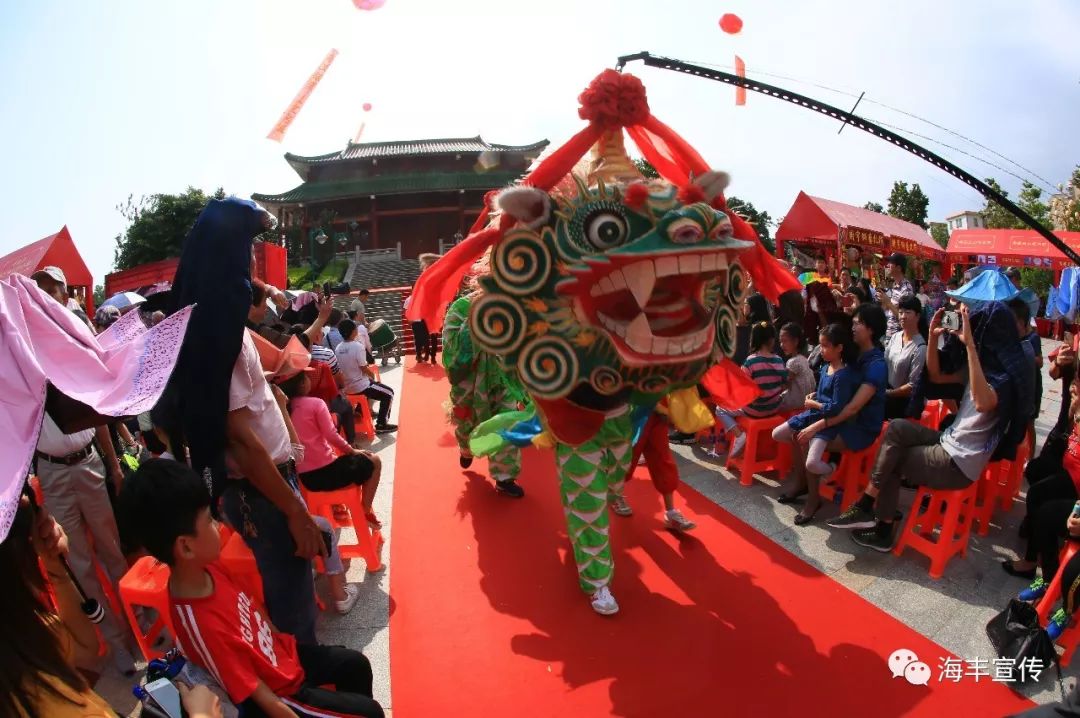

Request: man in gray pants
left=828, top=303, right=1019, bottom=551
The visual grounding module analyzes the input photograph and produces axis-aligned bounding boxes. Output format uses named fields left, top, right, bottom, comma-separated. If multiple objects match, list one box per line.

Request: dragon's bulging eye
left=668, top=218, right=705, bottom=244
left=584, top=211, right=628, bottom=250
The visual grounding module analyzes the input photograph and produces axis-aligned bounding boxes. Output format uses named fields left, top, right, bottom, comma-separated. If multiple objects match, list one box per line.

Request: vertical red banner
left=735, top=55, right=746, bottom=106
left=267, top=48, right=340, bottom=143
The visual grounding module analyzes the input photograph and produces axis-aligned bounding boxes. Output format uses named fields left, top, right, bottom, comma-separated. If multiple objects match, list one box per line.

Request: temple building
left=252, top=136, right=548, bottom=260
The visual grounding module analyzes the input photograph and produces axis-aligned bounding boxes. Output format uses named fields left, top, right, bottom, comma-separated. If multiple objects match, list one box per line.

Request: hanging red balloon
left=352, top=0, right=386, bottom=9
left=718, top=13, right=743, bottom=34
left=362, top=102, right=372, bottom=112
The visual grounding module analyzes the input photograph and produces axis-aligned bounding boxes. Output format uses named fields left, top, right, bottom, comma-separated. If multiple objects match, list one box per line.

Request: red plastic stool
left=118, top=556, right=174, bottom=661
left=999, top=441, right=1031, bottom=512
left=724, top=414, right=792, bottom=486
left=976, top=462, right=1006, bottom=535
left=219, top=533, right=266, bottom=605
left=301, top=484, right=384, bottom=572
left=819, top=435, right=883, bottom=512
left=1035, top=543, right=1080, bottom=666
left=346, top=393, right=376, bottom=440
left=918, top=400, right=941, bottom=429
left=893, top=480, right=980, bottom=579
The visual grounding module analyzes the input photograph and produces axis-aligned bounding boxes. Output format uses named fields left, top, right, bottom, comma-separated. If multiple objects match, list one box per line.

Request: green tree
left=93, top=284, right=106, bottom=307
left=1016, top=181, right=1051, bottom=229
left=113, top=187, right=225, bottom=271
left=1063, top=166, right=1080, bottom=231
left=633, top=158, right=660, bottom=179
left=727, top=196, right=775, bottom=254
left=886, top=181, right=929, bottom=228
left=1020, top=267, right=1052, bottom=298
left=982, top=178, right=1022, bottom=229
left=863, top=201, right=884, bottom=213
left=929, top=223, right=949, bottom=249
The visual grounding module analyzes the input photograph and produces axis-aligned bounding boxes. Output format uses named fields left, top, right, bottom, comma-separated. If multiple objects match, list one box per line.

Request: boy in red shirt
left=119, top=459, right=384, bottom=718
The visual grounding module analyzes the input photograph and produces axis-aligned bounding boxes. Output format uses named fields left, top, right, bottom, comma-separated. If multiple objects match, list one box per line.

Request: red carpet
left=390, top=358, right=1034, bottom=717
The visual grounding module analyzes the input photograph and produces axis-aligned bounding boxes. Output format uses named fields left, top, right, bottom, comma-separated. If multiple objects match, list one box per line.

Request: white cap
left=31, top=265, right=67, bottom=287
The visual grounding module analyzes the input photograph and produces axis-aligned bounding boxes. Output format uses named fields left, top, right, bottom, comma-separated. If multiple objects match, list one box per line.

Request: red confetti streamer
left=735, top=55, right=746, bottom=106
left=267, top=49, right=339, bottom=143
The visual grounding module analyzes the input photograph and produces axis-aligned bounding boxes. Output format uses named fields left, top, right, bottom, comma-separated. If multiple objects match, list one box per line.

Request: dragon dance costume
left=408, top=69, right=800, bottom=614
left=442, top=292, right=528, bottom=487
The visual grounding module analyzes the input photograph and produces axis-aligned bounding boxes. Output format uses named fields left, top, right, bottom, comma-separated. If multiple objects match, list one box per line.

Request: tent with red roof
left=0, top=226, right=95, bottom=313
left=775, top=192, right=945, bottom=267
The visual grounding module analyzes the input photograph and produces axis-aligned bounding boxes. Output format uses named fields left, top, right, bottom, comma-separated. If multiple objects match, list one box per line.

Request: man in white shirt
left=349, top=288, right=369, bottom=317
left=31, top=265, right=137, bottom=673
left=219, top=315, right=327, bottom=644
left=354, top=310, right=374, bottom=364
left=337, top=319, right=396, bottom=432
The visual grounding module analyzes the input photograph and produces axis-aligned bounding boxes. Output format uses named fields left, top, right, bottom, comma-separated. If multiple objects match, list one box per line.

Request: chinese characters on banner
left=845, top=227, right=885, bottom=251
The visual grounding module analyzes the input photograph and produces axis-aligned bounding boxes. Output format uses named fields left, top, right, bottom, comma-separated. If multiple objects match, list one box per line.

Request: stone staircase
left=333, top=251, right=423, bottom=354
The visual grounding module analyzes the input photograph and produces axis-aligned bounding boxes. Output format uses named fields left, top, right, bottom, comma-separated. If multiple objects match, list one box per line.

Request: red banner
left=267, top=49, right=339, bottom=143
left=889, top=237, right=919, bottom=255
left=734, top=55, right=746, bottom=106
left=846, top=226, right=885, bottom=250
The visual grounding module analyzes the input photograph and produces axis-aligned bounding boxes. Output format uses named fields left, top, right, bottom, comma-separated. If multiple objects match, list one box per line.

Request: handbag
left=986, top=599, right=1066, bottom=698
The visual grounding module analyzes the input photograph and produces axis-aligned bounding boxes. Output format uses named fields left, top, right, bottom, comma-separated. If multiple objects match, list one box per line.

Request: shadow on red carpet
left=389, top=358, right=1032, bottom=717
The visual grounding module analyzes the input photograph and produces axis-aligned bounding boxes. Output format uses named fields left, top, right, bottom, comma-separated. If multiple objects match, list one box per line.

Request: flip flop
left=777, top=489, right=809, bottom=505
left=794, top=506, right=820, bottom=526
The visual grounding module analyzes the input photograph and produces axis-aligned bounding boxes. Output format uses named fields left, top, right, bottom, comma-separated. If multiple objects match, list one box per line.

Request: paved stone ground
left=98, top=343, right=1073, bottom=715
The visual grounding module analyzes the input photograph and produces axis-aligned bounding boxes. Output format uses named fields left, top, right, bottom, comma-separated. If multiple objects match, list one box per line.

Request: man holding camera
left=876, top=252, right=914, bottom=342
left=828, top=302, right=1031, bottom=551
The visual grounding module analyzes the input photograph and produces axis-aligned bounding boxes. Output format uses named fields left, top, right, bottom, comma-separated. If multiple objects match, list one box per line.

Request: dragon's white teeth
left=626, top=313, right=653, bottom=352
left=587, top=253, right=728, bottom=301
left=655, top=256, right=680, bottom=278
left=679, top=255, right=701, bottom=275
left=621, top=262, right=656, bottom=310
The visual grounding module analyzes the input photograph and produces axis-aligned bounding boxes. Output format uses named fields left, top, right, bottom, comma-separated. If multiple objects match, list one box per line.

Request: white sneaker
left=610, top=494, right=633, bottom=517
left=730, top=432, right=747, bottom=458
left=590, top=585, right=619, bottom=615
left=664, top=509, right=697, bottom=532
left=111, top=645, right=137, bottom=676
left=335, top=584, right=360, bottom=614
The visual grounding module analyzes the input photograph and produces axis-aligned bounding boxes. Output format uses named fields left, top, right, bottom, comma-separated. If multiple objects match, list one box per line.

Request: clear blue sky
left=1, top=0, right=1078, bottom=287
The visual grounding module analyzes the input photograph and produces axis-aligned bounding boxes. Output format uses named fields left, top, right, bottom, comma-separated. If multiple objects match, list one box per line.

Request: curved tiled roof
left=251, top=170, right=523, bottom=205
left=286, top=136, right=549, bottom=166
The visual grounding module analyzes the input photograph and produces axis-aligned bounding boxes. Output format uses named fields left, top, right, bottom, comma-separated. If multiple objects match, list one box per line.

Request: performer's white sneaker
left=590, top=586, right=619, bottom=616
left=664, top=509, right=696, bottom=532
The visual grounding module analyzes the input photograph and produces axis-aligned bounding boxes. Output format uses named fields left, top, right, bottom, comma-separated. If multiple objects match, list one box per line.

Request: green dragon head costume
left=408, top=69, right=800, bottom=446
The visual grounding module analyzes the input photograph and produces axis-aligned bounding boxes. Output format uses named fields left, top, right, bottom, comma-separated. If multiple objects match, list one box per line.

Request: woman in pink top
left=280, top=372, right=382, bottom=528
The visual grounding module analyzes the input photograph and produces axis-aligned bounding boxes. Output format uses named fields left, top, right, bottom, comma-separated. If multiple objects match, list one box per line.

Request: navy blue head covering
left=908, top=301, right=1033, bottom=459
left=165, top=198, right=269, bottom=501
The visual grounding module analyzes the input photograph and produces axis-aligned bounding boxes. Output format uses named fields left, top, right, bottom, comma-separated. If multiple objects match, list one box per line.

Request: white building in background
left=944, top=210, right=986, bottom=233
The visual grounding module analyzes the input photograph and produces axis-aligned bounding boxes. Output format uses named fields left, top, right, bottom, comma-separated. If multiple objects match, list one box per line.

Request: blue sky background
left=1, top=0, right=1078, bottom=286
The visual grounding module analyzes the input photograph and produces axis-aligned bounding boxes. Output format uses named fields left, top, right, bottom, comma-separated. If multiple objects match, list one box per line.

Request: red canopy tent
left=0, top=226, right=95, bottom=313
left=775, top=192, right=945, bottom=272
left=944, top=228, right=1080, bottom=281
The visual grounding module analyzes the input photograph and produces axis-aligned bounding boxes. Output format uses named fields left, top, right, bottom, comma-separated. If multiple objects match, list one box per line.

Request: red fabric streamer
left=701, top=362, right=761, bottom=410
left=735, top=56, right=747, bottom=106
left=267, top=49, right=339, bottom=143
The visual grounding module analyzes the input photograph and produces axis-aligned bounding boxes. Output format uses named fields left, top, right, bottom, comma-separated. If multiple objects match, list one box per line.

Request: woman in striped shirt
left=715, top=322, right=788, bottom=458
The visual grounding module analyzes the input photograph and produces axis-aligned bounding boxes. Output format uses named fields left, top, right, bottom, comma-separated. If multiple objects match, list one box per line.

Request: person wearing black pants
left=241, top=644, right=384, bottom=718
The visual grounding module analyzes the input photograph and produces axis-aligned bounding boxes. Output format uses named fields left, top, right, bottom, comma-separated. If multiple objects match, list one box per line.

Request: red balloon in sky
left=718, top=13, right=743, bottom=34
left=362, top=103, right=373, bottom=112
left=352, top=0, right=386, bottom=9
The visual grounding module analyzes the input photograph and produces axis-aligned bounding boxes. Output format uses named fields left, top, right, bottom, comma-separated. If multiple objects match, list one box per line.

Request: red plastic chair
left=345, top=393, right=376, bottom=441
left=819, top=434, right=883, bottom=512
left=301, top=484, right=384, bottom=572
left=1036, top=543, right=1080, bottom=666
left=724, top=414, right=792, bottom=487
left=893, top=480, right=980, bottom=579
left=118, top=556, right=174, bottom=662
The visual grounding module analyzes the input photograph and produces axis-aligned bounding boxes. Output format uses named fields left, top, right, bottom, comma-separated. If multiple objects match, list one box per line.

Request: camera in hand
left=942, top=310, right=961, bottom=332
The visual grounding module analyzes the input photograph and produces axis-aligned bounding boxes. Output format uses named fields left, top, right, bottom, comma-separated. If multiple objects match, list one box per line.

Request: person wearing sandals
left=772, top=323, right=859, bottom=524
left=787, top=304, right=889, bottom=526
left=1004, top=344, right=1080, bottom=590
left=278, top=371, right=383, bottom=533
